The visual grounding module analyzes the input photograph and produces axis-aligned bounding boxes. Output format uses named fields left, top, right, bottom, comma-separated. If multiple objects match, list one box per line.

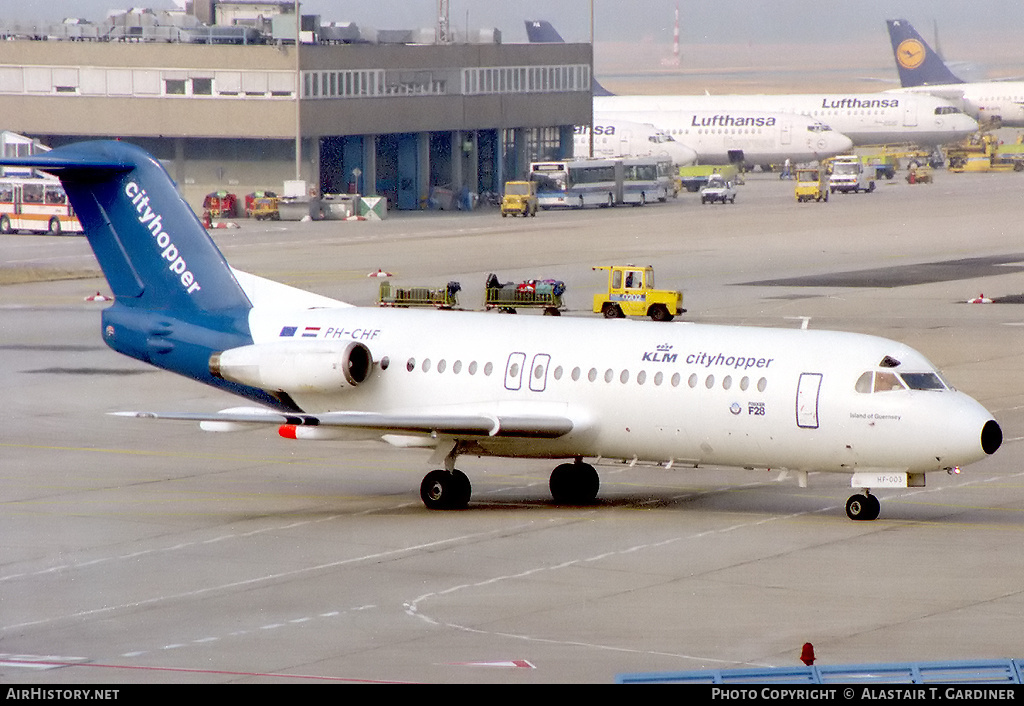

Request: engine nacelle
left=210, top=340, right=373, bottom=393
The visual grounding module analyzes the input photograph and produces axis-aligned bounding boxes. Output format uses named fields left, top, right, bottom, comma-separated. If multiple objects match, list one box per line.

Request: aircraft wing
left=113, top=409, right=575, bottom=438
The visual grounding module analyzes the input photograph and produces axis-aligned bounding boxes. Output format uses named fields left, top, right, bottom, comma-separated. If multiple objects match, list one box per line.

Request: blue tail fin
left=525, top=19, right=614, bottom=97
left=887, top=19, right=964, bottom=87
left=525, top=20, right=566, bottom=43
left=1, top=140, right=251, bottom=314
left=0, top=140, right=267, bottom=400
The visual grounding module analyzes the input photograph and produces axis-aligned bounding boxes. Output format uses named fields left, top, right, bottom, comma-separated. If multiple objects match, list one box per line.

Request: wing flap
left=113, top=410, right=574, bottom=438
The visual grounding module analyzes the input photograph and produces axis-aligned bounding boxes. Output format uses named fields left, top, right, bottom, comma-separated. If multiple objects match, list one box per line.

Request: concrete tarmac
left=2, top=169, right=1023, bottom=684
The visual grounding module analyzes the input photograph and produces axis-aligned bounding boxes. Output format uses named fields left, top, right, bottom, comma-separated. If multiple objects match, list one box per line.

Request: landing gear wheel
left=846, top=493, right=880, bottom=521
left=420, top=469, right=472, bottom=510
left=549, top=462, right=600, bottom=505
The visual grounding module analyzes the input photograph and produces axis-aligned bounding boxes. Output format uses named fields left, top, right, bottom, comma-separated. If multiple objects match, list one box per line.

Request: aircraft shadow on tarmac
left=742, top=253, right=1024, bottom=290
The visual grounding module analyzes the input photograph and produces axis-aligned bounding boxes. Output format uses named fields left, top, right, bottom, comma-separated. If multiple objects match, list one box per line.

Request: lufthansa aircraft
left=575, top=119, right=698, bottom=164
left=528, top=21, right=852, bottom=165
left=593, top=110, right=852, bottom=166
left=527, top=20, right=979, bottom=148
left=885, top=19, right=1024, bottom=128
left=2, top=141, right=1002, bottom=520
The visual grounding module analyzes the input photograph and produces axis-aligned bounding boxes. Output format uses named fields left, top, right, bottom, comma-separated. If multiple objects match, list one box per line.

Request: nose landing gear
left=846, top=491, right=880, bottom=521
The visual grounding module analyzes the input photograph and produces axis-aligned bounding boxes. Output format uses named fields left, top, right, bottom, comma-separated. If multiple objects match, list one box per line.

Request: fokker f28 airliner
left=3, top=142, right=1002, bottom=520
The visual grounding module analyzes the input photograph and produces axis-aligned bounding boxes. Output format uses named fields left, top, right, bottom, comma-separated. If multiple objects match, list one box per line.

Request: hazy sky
left=4, top=0, right=1022, bottom=83
left=5, top=1, right=1022, bottom=44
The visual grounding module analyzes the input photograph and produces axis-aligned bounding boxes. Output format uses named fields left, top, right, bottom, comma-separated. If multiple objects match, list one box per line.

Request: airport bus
left=529, top=158, right=622, bottom=209
left=0, top=175, right=83, bottom=234
left=621, top=156, right=673, bottom=204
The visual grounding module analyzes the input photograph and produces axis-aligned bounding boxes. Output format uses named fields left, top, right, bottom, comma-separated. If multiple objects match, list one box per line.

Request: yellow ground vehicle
left=906, top=165, right=933, bottom=184
left=794, top=167, right=828, bottom=202
left=592, top=265, right=683, bottom=322
left=500, top=181, right=538, bottom=217
left=948, top=133, right=1024, bottom=173
left=245, top=191, right=279, bottom=220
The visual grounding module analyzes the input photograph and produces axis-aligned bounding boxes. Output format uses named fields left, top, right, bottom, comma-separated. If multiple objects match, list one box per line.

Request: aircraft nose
left=957, top=115, right=979, bottom=134
left=981, top=419, right=1002, bottom=455
left=673, top=144, right=698, bottom=166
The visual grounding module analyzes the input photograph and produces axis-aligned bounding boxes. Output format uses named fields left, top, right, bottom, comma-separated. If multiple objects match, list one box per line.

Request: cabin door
left=796, top=373, right=823, bottom=429
left=504, top=352, right=526, bottom=391
left=528, top=354, right=551, bottom=392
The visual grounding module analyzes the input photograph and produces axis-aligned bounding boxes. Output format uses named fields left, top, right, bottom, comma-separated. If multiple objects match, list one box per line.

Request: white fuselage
left=591, top=109, right=852, bottom=165
left=589, top=108, right=851, bottom=164
left=595, top=92, right=978, bottom=148
left=575, top=120, right=697, bottom=165
left=245, top=305, right=993, bottom=476
left=888, top=83, right=1024, bottom=128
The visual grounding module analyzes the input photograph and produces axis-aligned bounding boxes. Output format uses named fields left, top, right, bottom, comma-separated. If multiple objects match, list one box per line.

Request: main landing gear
left=845, top=490, right=881, bottom=521
left=418, top=459, right=600, bottom=510
left=420, top=469, right=472, bottom=510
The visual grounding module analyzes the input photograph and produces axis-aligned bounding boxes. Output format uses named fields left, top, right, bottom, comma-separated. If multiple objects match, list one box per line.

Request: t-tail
left=525, top=20, right=614, bottom=96
left=0, top=140, right=284, bottom=408
left=886, top=19, right=964, bottom=87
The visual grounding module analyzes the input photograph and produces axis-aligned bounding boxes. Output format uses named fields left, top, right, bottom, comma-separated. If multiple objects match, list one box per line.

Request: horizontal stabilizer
left=113, top=409, right=574, bottom=439
left=0, top=151, right=133, bottom=176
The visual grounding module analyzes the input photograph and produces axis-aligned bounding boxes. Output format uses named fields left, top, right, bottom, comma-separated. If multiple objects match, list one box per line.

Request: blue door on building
left=396, top=133, right=419, bottom=210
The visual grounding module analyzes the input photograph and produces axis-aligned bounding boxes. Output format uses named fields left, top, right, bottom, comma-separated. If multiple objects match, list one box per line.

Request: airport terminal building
left=0, top=5, right=591, bottom=210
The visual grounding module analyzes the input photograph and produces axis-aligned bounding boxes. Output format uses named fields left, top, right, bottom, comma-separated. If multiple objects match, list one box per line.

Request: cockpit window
left=807, top=123, right=833, bottom=133
left=874, top=371, right=904, bottom=392
left=856, top=370, right=947, bottom=393
left=934, top=106, right=963, bottom=115
left=855, top=371, right=873, bottom=393
left=899, top=372, right=947, bottom=390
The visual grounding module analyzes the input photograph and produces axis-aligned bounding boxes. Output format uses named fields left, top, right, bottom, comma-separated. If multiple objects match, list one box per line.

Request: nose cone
left=816, top=130, right=853, bottom=159
left=953, top=114, right=980, bottom=138
left=667, top=143, right=698, bottom=166
left=833, top=132, right=854, bottom=154
left=981, top=419, right=1002, bottom=455
left=941, top=394, right=1001, bottom=467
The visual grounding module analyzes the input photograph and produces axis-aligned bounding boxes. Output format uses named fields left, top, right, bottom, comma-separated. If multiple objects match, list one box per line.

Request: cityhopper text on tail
left=4, top=141, right=1001, bottom=520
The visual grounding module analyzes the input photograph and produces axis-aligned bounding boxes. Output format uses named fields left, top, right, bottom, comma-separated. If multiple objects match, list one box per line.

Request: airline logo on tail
left=125, top=180, right=202, bottom=295
left=896, top=38, right=926, bottom=70
left=886, top=19, right=964, bottom=87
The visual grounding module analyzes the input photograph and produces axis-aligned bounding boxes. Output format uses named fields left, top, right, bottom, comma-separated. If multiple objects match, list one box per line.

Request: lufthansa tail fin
left=524, top=20, right=614, bottom=97
left=887, top=19, right=964, bottom=87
